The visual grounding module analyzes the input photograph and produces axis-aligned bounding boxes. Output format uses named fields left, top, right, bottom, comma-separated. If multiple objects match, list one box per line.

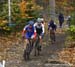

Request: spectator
left=58, top=13, right=64, bottom=28
left=66, top=15, right=71, bottom=27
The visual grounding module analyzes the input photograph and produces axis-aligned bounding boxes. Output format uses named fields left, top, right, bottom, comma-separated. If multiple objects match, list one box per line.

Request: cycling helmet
left=40, top=18, right=44, bottom=21
left=37, top=18, right=42, bottom=23
left=28, top=21, right=34, bottom=25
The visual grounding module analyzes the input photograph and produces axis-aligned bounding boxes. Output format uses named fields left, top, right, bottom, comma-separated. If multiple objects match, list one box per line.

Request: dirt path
left=3, top=27, right=71, bottom=67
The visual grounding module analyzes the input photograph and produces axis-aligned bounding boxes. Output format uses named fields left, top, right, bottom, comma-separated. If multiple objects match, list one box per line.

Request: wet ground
left=0, top=27, right=71, bottom=67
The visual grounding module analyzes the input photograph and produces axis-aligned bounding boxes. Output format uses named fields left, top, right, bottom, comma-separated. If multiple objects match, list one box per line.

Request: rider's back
left=34, top=22, right=44, bottom=35
left=48, top=20, right=57, bottom=31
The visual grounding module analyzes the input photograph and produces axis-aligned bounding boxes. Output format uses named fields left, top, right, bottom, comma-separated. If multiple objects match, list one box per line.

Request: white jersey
left=34, top=22, right=45, bottom=34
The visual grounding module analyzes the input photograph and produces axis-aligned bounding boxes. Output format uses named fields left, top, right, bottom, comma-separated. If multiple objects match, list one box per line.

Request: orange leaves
left=44, top=0, right=49, bottom=2
left=19, top=0, right=27, bottom=18
left=56, top=0, right=74, bottom=14
left=56, top=0, right=68, bottom=6
left=20, top=1, right=26, bottom=11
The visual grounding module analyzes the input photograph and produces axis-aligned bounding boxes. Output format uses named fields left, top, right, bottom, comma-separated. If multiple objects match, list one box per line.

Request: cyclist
left=48, top=19, right=57, bottom=43
left=22, top=20, right=36, bottom=60
left=22, top=20, right=36, bottom=42
left=58, top=13, right=64, bottom=28
left=34, top=18, right=45, bottom=51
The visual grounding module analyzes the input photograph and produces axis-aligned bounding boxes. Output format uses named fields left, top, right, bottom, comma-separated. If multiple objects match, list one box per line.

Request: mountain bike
left=50, top=29, right=56, bottom=44
left=34, top=34, right=42, bottom=56
left=23, top=38, right=34, bottom=60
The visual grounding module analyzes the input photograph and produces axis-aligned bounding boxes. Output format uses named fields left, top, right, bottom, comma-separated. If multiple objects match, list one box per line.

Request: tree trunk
left=49, top=0, right=55, bottom=20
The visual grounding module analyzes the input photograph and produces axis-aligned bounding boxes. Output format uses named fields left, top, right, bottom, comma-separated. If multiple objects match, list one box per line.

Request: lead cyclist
left=22, top=20, right=37, bottom=60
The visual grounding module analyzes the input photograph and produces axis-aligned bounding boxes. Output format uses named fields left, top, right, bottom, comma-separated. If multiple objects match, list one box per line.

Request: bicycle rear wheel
left=50, top=30, right=56, bottom=43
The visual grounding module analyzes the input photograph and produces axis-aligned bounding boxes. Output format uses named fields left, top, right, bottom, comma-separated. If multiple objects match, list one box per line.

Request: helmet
left=37, top=18, right=42, bottom=23
left=40, top=18, right=44, bottom=21
left=28, top=21, right=34, bottom=25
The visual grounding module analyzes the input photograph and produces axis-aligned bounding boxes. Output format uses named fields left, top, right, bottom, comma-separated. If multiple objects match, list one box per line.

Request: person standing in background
left=66, top=15, right=71, bottom=27
left=58, top=13, right=64, bottom=28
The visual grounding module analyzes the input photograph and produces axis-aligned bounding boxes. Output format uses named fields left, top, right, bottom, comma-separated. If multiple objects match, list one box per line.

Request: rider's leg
left=59, top=21, right=63, bottom=28
left=60, top=22, right=62, bottom=28
left=31, top=35, right=36, bottom=50
left=40, top=33, right=44, bottom=45
left=25, top=34, right=30, bottom=44
left=24, top=35, right=30, bottom=60
left=39, top=36, right=43, bottom=51
left=39, top=36, right=42, bottom=45
left=25, top=39, right=29, bottom=47
left=23, top=39, right=29, bottom=60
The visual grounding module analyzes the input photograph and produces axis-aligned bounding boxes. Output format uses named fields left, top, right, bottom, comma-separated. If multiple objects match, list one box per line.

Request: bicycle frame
left=34, top=34, right=41, bottom=56
left=49, top=29, right=56, bottom=43
left=23, top=38, right=34, bottom=60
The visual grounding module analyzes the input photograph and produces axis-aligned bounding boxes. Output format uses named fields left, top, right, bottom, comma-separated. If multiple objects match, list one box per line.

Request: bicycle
left=50, top=29, right=56, bottom=44
left=34, top=34, right=42, bottom=56
left=23, top=38, right=34, bottom=60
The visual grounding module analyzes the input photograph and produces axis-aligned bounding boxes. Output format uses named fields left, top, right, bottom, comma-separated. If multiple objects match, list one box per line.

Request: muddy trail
left=0, top=28, right=71, bottom=67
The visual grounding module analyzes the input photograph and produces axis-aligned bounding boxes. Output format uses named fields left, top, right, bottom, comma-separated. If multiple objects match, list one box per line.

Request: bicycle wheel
left=23, top=39, right=34, bottom=61
left=50, top=30, right=56, bottom=43
left=23, top=43, right=30, bottom=61
left=34, top=35, right=41, bottom=56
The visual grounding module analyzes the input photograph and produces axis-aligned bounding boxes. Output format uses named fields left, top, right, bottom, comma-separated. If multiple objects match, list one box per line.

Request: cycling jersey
left=34, top=23, right=45, bottom=36
left=23, top=25, right=35, bottom=39
left=48, top=21, right=57, bottom=31
left=35, top=26, right=42, bottom=35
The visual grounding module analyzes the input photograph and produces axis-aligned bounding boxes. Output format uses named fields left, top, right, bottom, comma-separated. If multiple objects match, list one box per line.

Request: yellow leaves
left=31, top=5, right=43, bottom=10
left=3, top=26, right=10, bottom=31
left=0, top=20, right=11, bottom=31
left=59, top=48, right=75, bottom=65
left=56, top=0, right=74, bottom=14
left=0, top=23, right=4, bottom=26
left=19, top=0, right=43, bottom=18
left=21, top=14, right=28, bottom=18
left=0, top=20, right=8, bottom=27
left=56, top=0, right=67, bottom=6
left=19, top=0, right=27, bottom=18
left=44, top=0, right=49, bottom=2
left=20, top=1, right=26, bottom=12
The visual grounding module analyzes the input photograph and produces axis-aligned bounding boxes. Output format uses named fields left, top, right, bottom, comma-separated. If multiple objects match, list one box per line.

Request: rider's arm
left=41, top=24, right=45, bottom=36
left=39, top=24, right=45, bottom=38
left=22, top=30, right=26, bottom=36
left=42, top=24, right=45, bottom=34
left=22, top=26, right=27, bottom=37
left=34, top=23, right=37, bottom=37
left=54, top=22, right=57, bottom=31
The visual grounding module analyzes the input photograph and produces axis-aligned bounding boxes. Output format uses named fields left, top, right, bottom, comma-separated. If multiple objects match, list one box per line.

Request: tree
left=49, top=0, right=55, bottom=20
left=56, top=0, right=74, bottom=14
left=19, top=0, right=43, bottom=20
left=0, top=0, right=43, bottom=34
left=19, top=0, right=27, bottom=18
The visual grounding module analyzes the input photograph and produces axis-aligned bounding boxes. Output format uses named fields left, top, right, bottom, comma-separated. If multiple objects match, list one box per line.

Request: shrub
left=67, top=25, right=75, bottom=39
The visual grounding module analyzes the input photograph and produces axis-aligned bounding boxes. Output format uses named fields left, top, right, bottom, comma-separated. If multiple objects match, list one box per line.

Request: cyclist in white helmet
left=37, top=18, right=45, bottom=25
left=34, top=18, right=45, bottom=51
